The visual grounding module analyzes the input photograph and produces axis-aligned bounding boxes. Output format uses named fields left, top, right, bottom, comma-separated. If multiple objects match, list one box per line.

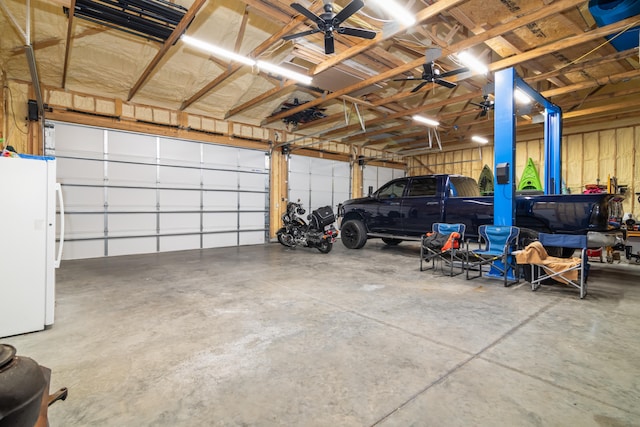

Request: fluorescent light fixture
left=515, top=88, right=532, bottom=104
left=472, top=135, right=489, bottom=144
left=181, top=35, right=256, bottom=66
left=413, top=115, right=439, bottom=127
left=457, top=51, right=488, bottom=74
left=369, top=0, right=416, bottom=27
left=256, top=60, right=312, bottom=85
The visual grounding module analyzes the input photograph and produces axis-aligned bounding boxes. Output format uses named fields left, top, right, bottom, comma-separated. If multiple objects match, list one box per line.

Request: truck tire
left=341, top=220, right=367, bottom=249
left=381, top=238, right=402, bottom=246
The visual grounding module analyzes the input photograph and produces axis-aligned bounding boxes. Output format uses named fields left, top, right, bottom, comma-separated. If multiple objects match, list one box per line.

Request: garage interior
left=1, top=0, right=640, bottom=425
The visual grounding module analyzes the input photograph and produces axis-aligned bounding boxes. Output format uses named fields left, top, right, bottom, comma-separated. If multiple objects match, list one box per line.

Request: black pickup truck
left=337, top=174, right=623, bottom=251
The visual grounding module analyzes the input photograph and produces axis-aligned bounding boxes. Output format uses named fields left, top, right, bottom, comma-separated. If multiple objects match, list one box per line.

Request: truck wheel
left=341, top=220, right=367, bottom=249
left=382, top=238, right=402, bottom=246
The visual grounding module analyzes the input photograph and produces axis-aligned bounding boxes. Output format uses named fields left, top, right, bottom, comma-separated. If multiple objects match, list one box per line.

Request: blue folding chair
left=529, top=233, right=589, bottom=298
left=465, top=225, right=520, bottom=286
left=420, top=223, right=466, bottom=276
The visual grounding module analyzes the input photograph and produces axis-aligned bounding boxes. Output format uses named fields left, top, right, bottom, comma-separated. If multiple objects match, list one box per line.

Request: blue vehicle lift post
left=489, top=67, right=562, bottom=280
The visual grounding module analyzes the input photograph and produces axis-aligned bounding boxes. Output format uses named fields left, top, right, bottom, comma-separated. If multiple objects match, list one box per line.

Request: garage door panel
left=203, top=212, right=237, bottom=231
left=108, top=187, right=156, bottom=211
left=159, top=235, right=200, bottom=252
left=159, top=165, right=200, bottom=188
left=203, top=191, right=237, bottom=209
left=203, top=144, right=238, bottom=166
left=160, top=138, right=201, bottom=164
left=289, top=156, right=310, bottom=173
left=160, top=213, right=200, bottom=234
left=240, top=231, right=264, bottom=245
left=240, top=192, right=265, bottom=210
left=289, top=189, right=309, bottom=206
left=311, top=192, right=333, bottom=209
left=108, top=213, right=156, bottom=236
left=159, top=190, right=200, bottom=210
left=310, top=174, right=332, bottom=191
left=239, top=173, right=266, bottom=191
left=108, top=131, right=156, bottom=162
left=203, top=169, right=238, bottom=189
left=57, top=157, right=103, bottom=184
left=53, top=123, right=103, bottom=155
left=239, top=150, right=265, bottom=170
left=289, top=171, right=310, bottom=190
left=109, top=162, right=156, bottom=186
left=239, top=212, right=264, bottom=229
left=62, top=240, right=104, bottom=260
left=203, top=233, right=237, bottom=248
left=334, top=163, right=350, bottom=178
left=64, top=213, right=103, bottom=239
left=109, top=238, right=156, bottom=257
left=310, top=158, right=332, bottom=175
left=63, top=186, right=104, bottom=211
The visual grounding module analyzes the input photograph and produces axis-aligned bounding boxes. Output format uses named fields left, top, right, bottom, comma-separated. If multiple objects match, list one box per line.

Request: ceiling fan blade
left=470, top=101, right=484, bottom=108
left=282, top=28, right=321, bottom=40
left=411, top=81, right=429, bottom=93
left=479, top=109, right=487, bottom=118
left=324, top=34, right=335, bottom=54
left=435, top=79, right=456, bottom=89
left=439, top=67, right=469, bottom=79
left=333, top=0, right=364, bottom=25
left=290, top=3, right=322, bottom=23
left=337, top=26, right=376, bottom=39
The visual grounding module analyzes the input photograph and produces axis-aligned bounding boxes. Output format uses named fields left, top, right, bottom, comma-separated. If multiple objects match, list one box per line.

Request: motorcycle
left=276, top=201, right=338, bottom=253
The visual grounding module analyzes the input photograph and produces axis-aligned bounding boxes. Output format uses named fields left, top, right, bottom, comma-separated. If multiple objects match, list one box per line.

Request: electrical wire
left=6, top=85, right=29, bottom=136
left=554, top=20, right=640, bottom=73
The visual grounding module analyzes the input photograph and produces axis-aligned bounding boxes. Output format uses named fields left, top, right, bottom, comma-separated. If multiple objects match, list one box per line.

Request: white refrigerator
left=0, top=155, right=64, bottom=338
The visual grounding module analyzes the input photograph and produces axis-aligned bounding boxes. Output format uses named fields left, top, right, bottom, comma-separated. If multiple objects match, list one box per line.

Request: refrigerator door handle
left=55, top=182, right=65, bottom=268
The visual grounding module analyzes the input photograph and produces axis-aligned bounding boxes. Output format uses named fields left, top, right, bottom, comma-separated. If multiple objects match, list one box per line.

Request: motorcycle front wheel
left=277, top=228, right=295, bottom=247
left=316, top=240, right=333, bottom=253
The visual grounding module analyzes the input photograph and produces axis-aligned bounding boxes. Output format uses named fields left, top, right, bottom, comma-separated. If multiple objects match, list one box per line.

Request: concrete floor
left=4, top=240, right=640, bottom=426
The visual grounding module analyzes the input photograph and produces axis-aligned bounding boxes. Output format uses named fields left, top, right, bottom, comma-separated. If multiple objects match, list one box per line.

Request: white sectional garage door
left=363, top=165, right=405, bottom=195
left=48, top=122, right=268, bottom=260
left=289, top=155, right=350, bottom=213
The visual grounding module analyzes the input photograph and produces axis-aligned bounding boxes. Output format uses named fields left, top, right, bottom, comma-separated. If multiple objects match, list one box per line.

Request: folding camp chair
left=529, top=233, right=588, bottom=298
left=465, top=225, right=520, bottom=287
left=420, top=223, right=466, bottom=276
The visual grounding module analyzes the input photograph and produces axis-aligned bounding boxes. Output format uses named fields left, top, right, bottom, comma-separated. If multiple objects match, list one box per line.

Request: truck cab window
left=377, top=181, right=407, bottom=199
left=407, top=177, right=437, bottom=196
left=449, top=177, right=481, bottom=197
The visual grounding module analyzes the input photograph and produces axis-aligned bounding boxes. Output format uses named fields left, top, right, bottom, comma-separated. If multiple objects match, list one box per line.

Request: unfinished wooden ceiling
left=1, top=0, right=639, bottom=157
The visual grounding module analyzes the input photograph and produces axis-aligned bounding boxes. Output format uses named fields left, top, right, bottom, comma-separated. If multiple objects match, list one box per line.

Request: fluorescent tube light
left=181, top=35, right=256, bottom=66
left=257, top=61, right=312, bottom=85
left=472, top=135, right=489, bottom=144
left=413, top=115, right=439, bottom=127
left=457, top=51, right=488, bottom=74
left=515, top=89, right=532, bottom=104
left=369, top=0, right=416, bottom=27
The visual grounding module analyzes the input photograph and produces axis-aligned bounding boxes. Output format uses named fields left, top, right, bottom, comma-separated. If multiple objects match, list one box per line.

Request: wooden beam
left=527, top=48, right=640, bottom=84
left=226, top=81, right=296, bottom=119
left=311, top=0, right=468, bottom=76
left=542, top=69, right=640, bottom=97
left=488, top=14, right=640, bottom=72
left=180, top=1, right=322, bottom=111
left=127, top=0, right=207, bottom=101
left=234, top=6, right=250, bottom=53
left=262, top=0, right=589, bottom=126
left=61, top=0, right=76, bottom=88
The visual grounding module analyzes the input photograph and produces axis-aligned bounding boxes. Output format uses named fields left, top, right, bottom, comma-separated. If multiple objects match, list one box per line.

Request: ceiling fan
left=282, top=0, right=376, bottom=55
left=394, top=61, right=469, bottom=93
left=471, top=95, right=495, bottom=118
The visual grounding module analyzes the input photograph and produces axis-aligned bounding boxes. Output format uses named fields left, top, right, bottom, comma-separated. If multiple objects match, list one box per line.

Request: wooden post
left=351, top=146, right=363, bottom=199
left=269, top=132, right=288, bottom=239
